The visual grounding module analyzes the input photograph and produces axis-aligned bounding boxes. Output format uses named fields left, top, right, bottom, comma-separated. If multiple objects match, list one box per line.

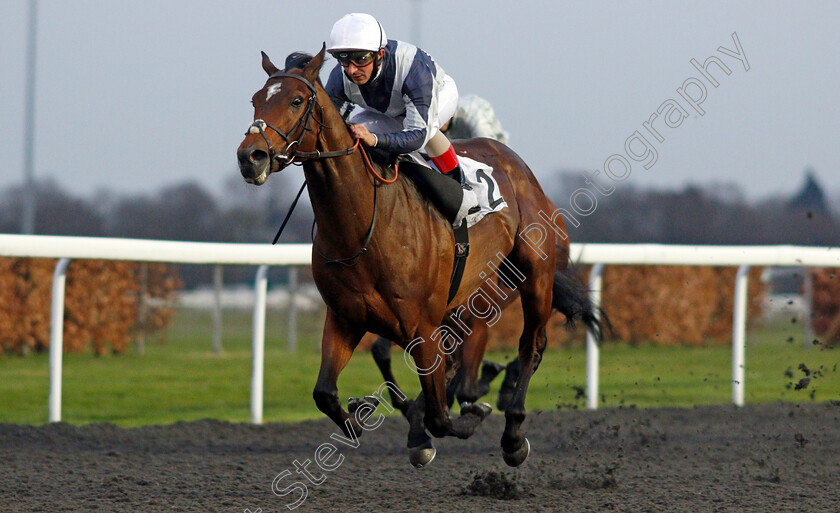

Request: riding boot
left=445, top=165, right=463, bottom=185
left=401, top=161, right=464, bottom=224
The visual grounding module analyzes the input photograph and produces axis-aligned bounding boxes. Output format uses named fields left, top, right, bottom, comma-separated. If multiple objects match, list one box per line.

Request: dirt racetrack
left=3, top=402, right=840, bottom=512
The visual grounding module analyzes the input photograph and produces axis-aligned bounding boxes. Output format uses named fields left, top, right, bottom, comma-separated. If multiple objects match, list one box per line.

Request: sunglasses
left=332, top=51, right=375, bottom=68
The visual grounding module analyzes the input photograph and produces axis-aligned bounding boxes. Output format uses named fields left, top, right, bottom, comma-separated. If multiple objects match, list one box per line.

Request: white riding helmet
left=327, top=13, right=387, bottom=52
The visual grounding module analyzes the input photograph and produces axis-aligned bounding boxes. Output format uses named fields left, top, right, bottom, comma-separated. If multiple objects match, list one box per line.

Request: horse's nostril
left=249, top=149, right=268, bottom=163
left=237, top=147, right=268, bottom=168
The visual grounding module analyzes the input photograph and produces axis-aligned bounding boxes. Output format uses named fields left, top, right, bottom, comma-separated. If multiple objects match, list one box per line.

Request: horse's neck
left=304, top=88, right=379, bottom=250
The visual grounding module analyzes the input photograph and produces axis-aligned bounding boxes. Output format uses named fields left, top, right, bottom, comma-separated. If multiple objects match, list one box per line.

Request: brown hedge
left=0, top=258, right=180, bottom=355
left=486, top=265, right=765, bottom=350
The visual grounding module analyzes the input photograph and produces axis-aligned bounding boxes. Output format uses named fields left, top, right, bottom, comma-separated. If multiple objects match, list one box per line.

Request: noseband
left=245, top=72, right=356, bottom=167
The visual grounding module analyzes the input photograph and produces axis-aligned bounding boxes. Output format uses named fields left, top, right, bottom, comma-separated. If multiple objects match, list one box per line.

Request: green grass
left=1, top=309, right=838, bottom=426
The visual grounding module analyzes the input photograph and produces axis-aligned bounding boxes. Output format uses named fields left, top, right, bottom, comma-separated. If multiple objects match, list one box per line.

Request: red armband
left=430, top=146, right=459, bottom=174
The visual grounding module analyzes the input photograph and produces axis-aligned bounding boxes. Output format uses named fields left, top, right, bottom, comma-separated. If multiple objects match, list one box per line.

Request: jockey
left=324, top=13, right=465, bottom=184
left=441, top=94, right=510, bottom=145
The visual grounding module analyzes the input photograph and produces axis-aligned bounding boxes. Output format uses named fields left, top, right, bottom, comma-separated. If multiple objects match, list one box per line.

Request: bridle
left=247, top=70, right=397, bottom=266
left=244, top=72, right=356, bottom=168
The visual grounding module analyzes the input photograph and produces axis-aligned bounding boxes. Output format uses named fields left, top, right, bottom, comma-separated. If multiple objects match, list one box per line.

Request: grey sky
left=1, top=1, right=838, bottom=202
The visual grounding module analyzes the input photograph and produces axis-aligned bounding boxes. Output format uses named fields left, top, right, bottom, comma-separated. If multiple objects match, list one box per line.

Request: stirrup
left=455, top=242, right=469, bottom=257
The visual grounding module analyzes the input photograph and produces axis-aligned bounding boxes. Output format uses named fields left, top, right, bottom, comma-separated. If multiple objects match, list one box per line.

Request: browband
left=267, top=72, right=317, bottom=94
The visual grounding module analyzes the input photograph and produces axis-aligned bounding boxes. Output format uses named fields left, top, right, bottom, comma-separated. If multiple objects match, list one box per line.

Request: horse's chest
left=312, top=267, right=375, bottom=317
left=312, top=264, right=417, bottom=335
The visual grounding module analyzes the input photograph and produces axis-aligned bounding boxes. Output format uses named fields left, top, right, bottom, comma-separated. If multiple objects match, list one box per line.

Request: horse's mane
left=284, top=51, right=324, bottom=86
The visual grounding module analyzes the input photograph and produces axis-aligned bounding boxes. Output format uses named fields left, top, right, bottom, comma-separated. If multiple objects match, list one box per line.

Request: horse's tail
left=551, top=266, right=610, bottom=342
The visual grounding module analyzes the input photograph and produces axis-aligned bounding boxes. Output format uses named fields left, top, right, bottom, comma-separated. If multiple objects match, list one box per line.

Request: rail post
left=732, top=264, right=750, bottom=407
left=251, top=265, right=269, bottom=424
left=586, top=263, right=605, bottom=410
left=48, top=258, right=71, bottom=423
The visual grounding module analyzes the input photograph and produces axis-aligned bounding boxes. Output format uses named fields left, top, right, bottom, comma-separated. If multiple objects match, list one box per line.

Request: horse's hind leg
left=477, top=359, right=507, bottom=399
left=454, top=320, right=502, bottom=405
left=496, top=358, right=520, bottom=411
left=499, top=255, right=554, bottom=467
left=313, top=311, right=366, bottom=438
left=370, top=336, right=412, bottom=416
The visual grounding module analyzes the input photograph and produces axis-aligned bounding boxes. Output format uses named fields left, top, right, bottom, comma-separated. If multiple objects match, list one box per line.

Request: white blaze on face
left=266, top=83, right=283, bottom=101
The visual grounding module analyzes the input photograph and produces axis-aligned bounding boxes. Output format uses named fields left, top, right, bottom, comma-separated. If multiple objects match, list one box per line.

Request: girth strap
left=448, top=223, right=470, bottom=303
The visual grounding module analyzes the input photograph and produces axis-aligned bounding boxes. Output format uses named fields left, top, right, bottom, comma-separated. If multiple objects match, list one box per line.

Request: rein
left=311, top=184, right=378, bottom=266
left=254, top=71, right=398, bottom=263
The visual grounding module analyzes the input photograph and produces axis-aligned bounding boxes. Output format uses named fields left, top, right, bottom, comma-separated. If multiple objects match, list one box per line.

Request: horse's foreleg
left=408, top=332, right=452, bottom=439
left=370, top=336, right=412, bottom=416
left=405, top=391, right=436, bottom=467
left=401, top=331, right=451, bottom=468
left=313, top=311, right=365, bottom=438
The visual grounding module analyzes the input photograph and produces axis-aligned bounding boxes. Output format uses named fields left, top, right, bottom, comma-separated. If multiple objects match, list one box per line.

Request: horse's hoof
left=460, top=401, right=493, bottom=420
left=502, top=437, right=531, bottom=467
left=348, top=395, right=379, bottom=414
left=408, top=439, right=436, bottom=469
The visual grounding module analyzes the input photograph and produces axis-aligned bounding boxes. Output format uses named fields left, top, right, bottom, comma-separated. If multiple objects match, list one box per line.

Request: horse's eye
left=291, top=96, right=304, bottom=107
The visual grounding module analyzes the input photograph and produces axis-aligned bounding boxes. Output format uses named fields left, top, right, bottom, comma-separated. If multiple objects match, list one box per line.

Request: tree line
left=549, top=171, right=839, bottom=247
left=2, top=169, right=837, bottom=286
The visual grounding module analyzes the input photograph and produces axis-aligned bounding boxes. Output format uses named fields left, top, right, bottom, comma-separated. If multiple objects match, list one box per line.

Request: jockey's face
left=341, top=49, right=384, bottom=85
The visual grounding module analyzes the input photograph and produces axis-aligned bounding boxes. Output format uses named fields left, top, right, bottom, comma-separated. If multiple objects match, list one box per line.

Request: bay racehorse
left=238, top=46, right=575, bottom=467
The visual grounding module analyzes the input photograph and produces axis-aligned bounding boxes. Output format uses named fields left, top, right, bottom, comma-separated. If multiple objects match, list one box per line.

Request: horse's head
left=237, top=46, right=326, bottom=185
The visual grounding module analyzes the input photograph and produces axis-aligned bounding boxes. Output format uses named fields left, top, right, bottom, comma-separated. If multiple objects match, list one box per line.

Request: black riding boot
left=445, top=165, right=463, bottom=185
left=401, top=161, right=464, bottom=224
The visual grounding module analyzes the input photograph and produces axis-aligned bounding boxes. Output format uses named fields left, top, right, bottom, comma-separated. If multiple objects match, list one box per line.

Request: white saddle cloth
left=406, top=153, right=509, bottom=229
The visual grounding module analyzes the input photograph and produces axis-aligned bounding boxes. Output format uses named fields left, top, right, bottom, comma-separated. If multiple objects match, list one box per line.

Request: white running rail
left=1, top=234, right=838, bottom=422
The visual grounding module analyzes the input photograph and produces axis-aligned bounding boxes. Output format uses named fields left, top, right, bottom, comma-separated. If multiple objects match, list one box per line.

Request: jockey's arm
left=373, top=62, right=434, bottom=154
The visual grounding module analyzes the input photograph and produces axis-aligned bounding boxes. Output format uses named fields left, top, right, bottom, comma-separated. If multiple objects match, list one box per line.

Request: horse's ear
left=261, top=51, right=280, bottom=76
left=302, top=43, right=326, bottom=84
